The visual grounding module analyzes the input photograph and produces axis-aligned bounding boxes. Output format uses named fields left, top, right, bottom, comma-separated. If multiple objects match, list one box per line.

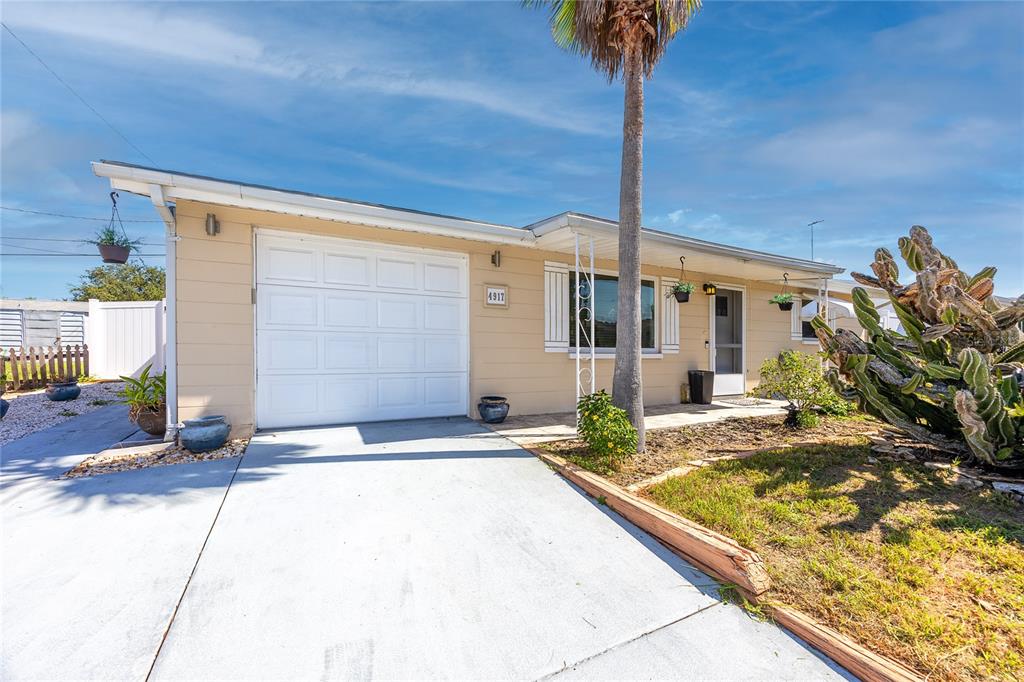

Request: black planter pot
left=776, top=301, right=794, bottom=311
left=98, top=244, right=130, bottom=264
left=673, top=291, right=691, bottom=303
left=46, top=381, right=81, bottom=401
left=478, top=396, right=510, bottom=424
left=0, top=398, right=9, bottom=420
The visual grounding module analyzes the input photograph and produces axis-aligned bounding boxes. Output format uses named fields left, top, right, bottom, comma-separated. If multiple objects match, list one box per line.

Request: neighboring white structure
left=0, top=299, right=89, bottom=348
left=86, top=299, right=166, bottom=379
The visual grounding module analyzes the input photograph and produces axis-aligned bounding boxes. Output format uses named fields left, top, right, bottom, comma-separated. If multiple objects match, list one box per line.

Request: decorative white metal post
left=574, top=232, right=596, bottom=428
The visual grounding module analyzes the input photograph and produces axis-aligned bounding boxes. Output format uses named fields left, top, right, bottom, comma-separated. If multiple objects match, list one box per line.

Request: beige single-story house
left=93, top=160, right=844, bottom=438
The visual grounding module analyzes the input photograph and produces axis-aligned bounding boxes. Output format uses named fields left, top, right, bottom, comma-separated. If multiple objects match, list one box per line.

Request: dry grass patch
left=645, top=442, right=1024, bottom=681
left=542, top=414, right=880, bottom=487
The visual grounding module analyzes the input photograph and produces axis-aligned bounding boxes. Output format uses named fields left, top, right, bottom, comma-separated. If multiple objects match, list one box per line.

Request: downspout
left=149, top=184, right=179, bottom=442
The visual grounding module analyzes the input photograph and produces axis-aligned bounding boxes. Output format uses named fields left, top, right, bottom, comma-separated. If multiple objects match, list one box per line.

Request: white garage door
left=256, top=231, right=468, bottom=429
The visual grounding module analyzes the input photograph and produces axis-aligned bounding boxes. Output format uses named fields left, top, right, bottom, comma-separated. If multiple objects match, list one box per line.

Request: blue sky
left=2, top=1, right=1022, bottom=299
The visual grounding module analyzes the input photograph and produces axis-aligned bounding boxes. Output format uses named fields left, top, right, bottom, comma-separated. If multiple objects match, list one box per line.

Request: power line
left=1, top=206, right=162, bottom=223
left=1, top=236, right=162, bottom=244
left=0, top=253, right=166, bottom=258
left=1, top=22, right=157, bottom=165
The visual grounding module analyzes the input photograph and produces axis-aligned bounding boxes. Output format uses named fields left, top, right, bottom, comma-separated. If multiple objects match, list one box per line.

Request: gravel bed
left=63, top=438, right=249, bottom=479
left=0, top=382, right=126, bottom=447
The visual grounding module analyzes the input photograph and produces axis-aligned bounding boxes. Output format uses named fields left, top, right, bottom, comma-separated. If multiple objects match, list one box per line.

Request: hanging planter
left=771, top=273, right=795, bottom=311
left=88, top=192, right=141, bottom=265
left=667, top=257, right=695, bottom=303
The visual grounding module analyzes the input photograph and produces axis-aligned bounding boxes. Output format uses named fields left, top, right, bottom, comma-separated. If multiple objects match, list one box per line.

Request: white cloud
left=3, top=2, right=612, bottom=136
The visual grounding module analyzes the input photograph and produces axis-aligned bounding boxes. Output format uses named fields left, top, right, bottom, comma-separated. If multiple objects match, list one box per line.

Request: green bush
left=577, top=390, right=637, bottom=463
left=752, top=350, right=851, bottom=427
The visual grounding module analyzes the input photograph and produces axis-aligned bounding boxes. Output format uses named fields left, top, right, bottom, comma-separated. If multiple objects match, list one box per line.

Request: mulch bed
left=62, top=438, right=249, bottom=479
left=544, top=414, right=884, bottom=487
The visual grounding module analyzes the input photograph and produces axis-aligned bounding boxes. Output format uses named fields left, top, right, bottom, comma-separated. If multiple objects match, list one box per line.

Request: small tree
left=69, top=264, right=165, bottom=302
left=753, top=350, right=849, bottom=428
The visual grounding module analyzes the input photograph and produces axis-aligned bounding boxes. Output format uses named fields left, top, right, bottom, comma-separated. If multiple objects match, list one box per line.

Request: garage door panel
left=323, top=252, right=370, bottom=287
left=377, top=337, right=420, bottom=371
left=423, top=299, right=463, bottom=331
left=261, top=333, right=318, bottom=371
left=377, top=299, right=419, bottom=330
left=257, top=232, right=467, bottom=428
left=423, top=336, right=465, bottom=371
left=263, top=246, right=318, bottom=284
left=324, top=337, right=373, bottom=371
left=324, top=293, right=372, bottom=328
left=423, top=262, right=462, bottom=294
left=376, top=257, right=419, bottom=290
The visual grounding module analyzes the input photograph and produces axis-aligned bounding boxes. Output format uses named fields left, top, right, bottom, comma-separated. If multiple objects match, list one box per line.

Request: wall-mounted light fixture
left=205, top=213, right=220, bottom=236
left=491, top=250, right=501, bottom=267
left=703, top=282, right=718, bottom=295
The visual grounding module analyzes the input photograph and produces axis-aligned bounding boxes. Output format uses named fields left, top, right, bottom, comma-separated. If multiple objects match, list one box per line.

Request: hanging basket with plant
left=667, top=256, right=695, bottom=302
left=88, top=191, right=141, bottom=264
left=771, top=273, right=795, bottom=310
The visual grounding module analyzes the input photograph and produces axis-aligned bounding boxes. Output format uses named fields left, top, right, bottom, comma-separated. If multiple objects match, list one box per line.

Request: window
left=569, top=273, right=656, bottom=349
left=800, top=298, right=818, bottom=339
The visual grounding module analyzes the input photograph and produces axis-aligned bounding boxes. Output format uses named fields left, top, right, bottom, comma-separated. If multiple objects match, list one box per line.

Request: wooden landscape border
left=529, top=446, right=923, bottom=682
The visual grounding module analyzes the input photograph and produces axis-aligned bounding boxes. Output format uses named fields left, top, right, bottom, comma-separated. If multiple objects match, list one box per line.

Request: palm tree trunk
left=612, top=49, right=645, bottom=453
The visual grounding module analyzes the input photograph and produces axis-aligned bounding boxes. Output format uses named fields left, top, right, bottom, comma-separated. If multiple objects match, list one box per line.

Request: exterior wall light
left=205, top=213, right=220, bottom=236
left=703, top=283, right=718, bottom=295
left=491, top=250, right=501, bottom=267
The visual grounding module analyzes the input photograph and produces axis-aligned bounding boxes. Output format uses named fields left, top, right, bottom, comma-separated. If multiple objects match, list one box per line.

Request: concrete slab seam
left=143, top=452, right=246, bottom=681
left=533, top=601, right=724, bottom=680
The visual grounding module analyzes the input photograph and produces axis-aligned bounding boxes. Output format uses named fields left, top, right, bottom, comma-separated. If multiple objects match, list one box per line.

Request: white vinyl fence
left=86, top=299, right=166, bottom=379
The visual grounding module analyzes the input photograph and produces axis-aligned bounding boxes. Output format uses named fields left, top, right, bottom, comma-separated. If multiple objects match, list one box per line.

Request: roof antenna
left=807, top=220, right=824, bottom=261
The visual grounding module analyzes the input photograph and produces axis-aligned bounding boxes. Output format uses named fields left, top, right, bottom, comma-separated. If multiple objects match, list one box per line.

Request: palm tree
left=527, top=0, right=701, bottom=451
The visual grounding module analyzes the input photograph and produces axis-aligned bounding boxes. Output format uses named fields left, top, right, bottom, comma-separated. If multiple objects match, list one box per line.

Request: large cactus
left=813, top=226, right=1024, bottom=472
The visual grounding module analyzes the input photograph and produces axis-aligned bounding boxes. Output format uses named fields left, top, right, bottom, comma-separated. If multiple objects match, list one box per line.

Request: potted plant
left=89, top=225, right=140, bottom=264
left=45, top=375, right=81, bottom=402
left=0, top=373, right=8, bottom=420
left=770, top=293, right=795, bottom=311
left=477, top=395, right=510, bottom=423
left=119, top=364, right=167, bottom=436
left=668, top=281, right=695, bottom=303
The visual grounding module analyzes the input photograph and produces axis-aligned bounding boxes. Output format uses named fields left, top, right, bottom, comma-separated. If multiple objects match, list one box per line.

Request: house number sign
left=485, top=285, right=508, bottom=307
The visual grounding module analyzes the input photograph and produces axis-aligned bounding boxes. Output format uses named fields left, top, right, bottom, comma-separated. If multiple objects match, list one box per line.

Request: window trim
left=792, top=296, right=819, bottom=341
left=567, top=267, right=660, bottom=352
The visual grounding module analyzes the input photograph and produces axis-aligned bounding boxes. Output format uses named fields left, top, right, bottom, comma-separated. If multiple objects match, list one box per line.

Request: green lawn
left=645, top=441, right=1024, bottom=681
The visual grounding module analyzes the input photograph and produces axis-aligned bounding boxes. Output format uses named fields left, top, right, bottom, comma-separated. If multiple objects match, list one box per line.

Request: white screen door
left=711, top=288, right=745, bottom=395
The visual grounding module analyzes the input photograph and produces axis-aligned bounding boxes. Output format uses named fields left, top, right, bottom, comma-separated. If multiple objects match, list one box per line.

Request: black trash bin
left=688, top=370, right=715, bottom=405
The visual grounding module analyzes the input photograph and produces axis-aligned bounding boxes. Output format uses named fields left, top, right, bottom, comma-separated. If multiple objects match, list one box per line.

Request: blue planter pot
left=478, top=396, right=510, bottom=424
left=46, top=382, right=81, bottom=402
left=0, top=398, right=9, bottom=420
left=180, top=415, right=230, bottom=453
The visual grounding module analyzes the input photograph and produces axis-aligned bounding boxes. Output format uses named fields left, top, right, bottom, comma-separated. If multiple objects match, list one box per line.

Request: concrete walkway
left=489, top=399, right=788, bottom=446
left=2, top=416, right=847, bottom=680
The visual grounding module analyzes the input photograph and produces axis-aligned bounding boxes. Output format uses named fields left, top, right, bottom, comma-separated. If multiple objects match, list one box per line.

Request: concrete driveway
left=3, top=417, right=849, bottom=680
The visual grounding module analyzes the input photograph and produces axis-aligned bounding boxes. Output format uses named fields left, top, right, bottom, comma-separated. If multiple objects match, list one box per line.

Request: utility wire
left=0, top=253, right=166, bottom=257
left=1, top=236, right=161, bottom=244
left=1, top=22, right=157, bottom=165
left=1, top=206, right=161, bottom=223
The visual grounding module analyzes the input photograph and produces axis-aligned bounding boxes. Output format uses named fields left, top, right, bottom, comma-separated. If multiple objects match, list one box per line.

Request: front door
left=711, top=288, right=745, bottom=395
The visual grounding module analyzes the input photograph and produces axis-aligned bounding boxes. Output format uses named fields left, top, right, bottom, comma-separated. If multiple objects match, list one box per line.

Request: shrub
left=752, top=350, right=849, bottom=427
left=577, top=390, right=637, bottom=463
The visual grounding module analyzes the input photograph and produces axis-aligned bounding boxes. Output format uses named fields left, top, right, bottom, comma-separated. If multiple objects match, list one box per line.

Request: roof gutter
left=91, top=161, right=535, bottom=247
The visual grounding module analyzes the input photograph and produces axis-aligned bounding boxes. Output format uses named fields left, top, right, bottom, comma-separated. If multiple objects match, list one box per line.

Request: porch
left=484, top=398, right=789, bottom=446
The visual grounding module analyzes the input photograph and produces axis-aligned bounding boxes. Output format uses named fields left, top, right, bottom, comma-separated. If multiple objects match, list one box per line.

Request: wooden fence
left=3, top=344, right=90, bottom=390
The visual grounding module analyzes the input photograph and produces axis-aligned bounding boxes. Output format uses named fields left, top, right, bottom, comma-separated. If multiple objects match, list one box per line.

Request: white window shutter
left=661, top=279, right=680, bottom=353
left=544, top=261, right=570, bottom=352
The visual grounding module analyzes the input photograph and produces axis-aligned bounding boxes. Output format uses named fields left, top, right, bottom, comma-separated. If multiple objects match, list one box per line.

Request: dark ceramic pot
left=46, top=381, right=81, bottom=401
left=98, top=244, right=130, bottom=264
left=777, top=301, right=794, bottom=311
left=135, top=407, right=167, bottom=436
left=673, top=291, right=691, bottom=303
left=180, top=415, right=230, bottom=452
left=0, top=398, right=9, bottom=420
left=478, top=396, right=509, bottom=424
